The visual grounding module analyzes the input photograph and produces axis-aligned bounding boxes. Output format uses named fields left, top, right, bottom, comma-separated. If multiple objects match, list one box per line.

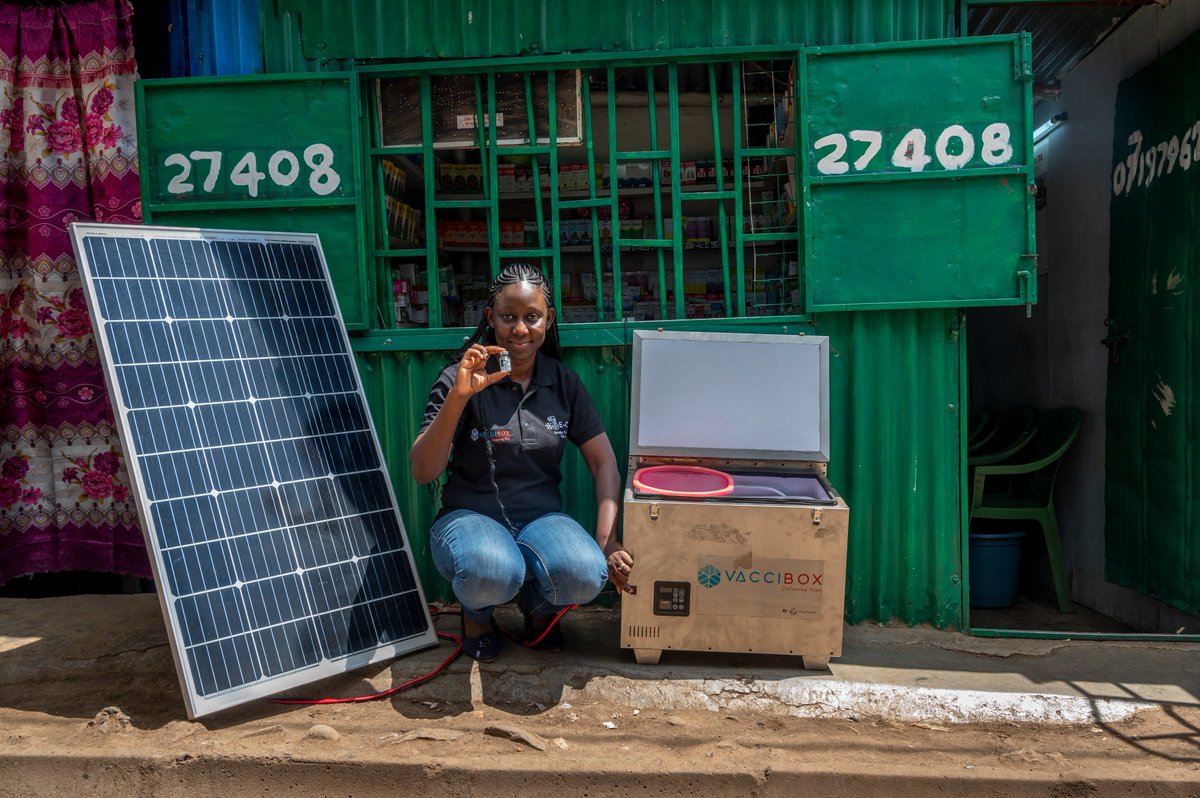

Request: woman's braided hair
left=457, top=262, right=562, bottom=360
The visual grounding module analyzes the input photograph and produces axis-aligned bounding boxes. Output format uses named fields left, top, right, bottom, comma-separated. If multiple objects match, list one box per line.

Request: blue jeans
left=430, top=509, right=608, bottom=624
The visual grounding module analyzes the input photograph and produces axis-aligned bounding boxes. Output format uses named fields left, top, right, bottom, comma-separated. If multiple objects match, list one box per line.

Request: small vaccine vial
left=498, top=350, right=512, bottom=372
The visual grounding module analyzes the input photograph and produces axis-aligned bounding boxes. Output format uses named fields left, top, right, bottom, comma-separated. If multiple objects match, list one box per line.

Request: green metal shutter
left=800, top=34, right=1036, bottom=312
left=136, top=74, right=370, bottom=329
left=1105, top=28, right=1200, bottom=615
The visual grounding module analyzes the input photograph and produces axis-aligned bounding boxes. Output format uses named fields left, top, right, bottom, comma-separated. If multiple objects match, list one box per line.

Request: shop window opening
left=364, top=53, right=802, bottom=332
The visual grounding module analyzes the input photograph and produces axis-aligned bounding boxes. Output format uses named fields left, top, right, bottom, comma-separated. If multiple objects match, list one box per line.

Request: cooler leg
left=633, top=648, right=662, bottom=665
left=801, top=655, right=830, bottom=671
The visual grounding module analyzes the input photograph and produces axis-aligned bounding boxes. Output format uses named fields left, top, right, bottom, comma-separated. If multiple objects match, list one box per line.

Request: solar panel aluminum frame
left=69, top=222, right=438, bottom=718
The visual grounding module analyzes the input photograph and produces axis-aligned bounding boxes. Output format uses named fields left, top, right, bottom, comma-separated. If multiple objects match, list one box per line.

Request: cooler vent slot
left=628, top=625, right=660, bottom=639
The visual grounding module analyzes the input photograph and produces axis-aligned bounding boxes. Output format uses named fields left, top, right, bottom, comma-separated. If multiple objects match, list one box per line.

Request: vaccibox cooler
left=620, top=331, right=849, bottom=669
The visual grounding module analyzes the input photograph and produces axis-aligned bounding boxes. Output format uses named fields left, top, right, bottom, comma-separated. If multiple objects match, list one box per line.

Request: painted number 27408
left=163, top=144, right=342, bottom=198
left=812, top=123, right=1014, bottom=175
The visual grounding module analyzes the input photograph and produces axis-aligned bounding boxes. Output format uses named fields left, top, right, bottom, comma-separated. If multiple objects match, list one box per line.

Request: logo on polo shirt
left=546, top=416, right=568, bottom=438
left=469, top=428, right=512, bottom=442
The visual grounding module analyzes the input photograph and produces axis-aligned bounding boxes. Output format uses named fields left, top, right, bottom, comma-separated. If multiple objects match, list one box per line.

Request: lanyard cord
left=476, top=393, right=519, bottom=533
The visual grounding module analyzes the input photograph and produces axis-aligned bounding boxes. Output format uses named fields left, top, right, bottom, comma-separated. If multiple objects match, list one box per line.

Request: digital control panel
left=652, top=581, right=691, bottom=617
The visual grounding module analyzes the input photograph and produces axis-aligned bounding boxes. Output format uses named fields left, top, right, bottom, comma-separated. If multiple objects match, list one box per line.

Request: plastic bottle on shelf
left=392, top=279, right=410, bottom=324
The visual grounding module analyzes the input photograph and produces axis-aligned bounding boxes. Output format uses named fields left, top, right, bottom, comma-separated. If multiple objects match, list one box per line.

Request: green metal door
left=800, top=34, right=1036, bottom=312
left=1105, top=29, right=1200, bottom=615
left=136, top=74, right=370, bottom=329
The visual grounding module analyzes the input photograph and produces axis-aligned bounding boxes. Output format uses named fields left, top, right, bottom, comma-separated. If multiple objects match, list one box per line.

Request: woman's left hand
left=605, top=542, right=635, bottom=593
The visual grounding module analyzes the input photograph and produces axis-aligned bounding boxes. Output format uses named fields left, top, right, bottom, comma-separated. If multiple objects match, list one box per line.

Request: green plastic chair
left=966, top=410, right=996, bottom=455
left=968, top=405, right=1038, bottom=467
left=969, top=407, right=1082, bottom=613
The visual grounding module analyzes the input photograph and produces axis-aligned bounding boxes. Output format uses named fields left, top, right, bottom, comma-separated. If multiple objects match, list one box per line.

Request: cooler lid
left=629, top=330, right=830, bottom=463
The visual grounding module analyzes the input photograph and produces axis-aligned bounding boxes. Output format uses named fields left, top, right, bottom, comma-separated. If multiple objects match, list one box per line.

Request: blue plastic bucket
left=968, top=531, right=1026, bottom=608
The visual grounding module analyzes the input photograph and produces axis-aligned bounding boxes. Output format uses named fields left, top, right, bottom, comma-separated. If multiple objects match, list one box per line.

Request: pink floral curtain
left=0, top=0, right=148, bottom=584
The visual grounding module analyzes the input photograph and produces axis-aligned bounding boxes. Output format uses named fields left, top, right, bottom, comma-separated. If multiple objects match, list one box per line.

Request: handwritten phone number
left=1111, top=123, right=1200, bottom=197
left=163, top=144, right=342, bottom=198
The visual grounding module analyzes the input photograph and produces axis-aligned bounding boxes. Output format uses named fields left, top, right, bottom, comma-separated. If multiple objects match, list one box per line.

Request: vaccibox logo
left=694, top=556, right=827, bottom=618
left=697, top=564, right=721, bottom=588
left=697, top=562, right=823, bottom=591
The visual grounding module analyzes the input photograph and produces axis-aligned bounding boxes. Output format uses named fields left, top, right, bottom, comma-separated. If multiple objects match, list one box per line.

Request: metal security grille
left=360, top=49, right=803, bottom=336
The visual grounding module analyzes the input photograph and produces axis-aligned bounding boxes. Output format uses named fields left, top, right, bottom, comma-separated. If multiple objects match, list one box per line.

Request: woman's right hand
left=605, top=542, right=635, bottom=593
left=453, top=344, right=510, bottom=398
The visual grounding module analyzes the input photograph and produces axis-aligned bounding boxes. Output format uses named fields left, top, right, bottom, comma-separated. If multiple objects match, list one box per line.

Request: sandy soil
left=2, top=654, right=1199, bottom=797
left=1, top=595, right=1198, bottom=796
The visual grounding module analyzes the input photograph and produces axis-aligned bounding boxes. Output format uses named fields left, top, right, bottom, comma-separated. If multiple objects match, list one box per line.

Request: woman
left=410, top=263, right=634, bottom=661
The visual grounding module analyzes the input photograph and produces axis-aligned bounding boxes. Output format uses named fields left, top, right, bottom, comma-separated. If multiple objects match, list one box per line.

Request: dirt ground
left=3, top=638, right=1200, bottom=796
left=3, top=695, right=1200, bottom=796
left=2, top=594, right=1199, bottom=795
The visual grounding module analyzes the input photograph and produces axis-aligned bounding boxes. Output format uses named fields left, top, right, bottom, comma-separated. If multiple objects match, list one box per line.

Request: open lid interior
left=629, top=331, right=830, bottom=463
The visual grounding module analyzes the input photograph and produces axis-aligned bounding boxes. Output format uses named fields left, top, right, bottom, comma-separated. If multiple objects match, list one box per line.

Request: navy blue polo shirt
left=420, top=351, right=606, bottom=527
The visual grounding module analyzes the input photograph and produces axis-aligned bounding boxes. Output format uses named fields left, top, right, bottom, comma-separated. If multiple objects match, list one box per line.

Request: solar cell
left=69, top=224, right=436, bottom=718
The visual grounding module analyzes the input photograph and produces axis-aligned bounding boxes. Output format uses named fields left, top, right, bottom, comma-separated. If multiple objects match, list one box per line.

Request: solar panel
left=69, top=223, right=437, bottom=718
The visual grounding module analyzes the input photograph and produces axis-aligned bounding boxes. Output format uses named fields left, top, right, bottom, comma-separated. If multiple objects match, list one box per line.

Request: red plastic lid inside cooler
left=632, top=465, right=735, bottom=498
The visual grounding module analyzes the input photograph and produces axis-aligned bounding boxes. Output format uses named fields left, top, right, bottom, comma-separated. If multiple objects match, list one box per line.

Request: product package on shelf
left=392, top=262, right=424, bottom=327
left=439, top=163, right=483, bottom=193
left=497, top=163, right=516, bottom=194
left=382, top=159, right=408, bottom=198
left=385, top=198, right=424, bottom=246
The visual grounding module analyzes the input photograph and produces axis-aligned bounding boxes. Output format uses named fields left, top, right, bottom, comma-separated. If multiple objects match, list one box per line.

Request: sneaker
left=523, top=613, right=565, bottom=653
left=459, top=614, right=501, bottom=662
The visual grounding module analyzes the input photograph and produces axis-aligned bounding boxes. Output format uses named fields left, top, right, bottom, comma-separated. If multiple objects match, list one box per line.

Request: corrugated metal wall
left=134, top=0, right=263, bottom=79
left=187, top=0, right=263, bottom=76
left=832, top=311, right=964, bottom=627
left=263, top=0, right=967, bottom=627
left=263, top=0, right=955, bottom=69
left=359, top=309, right=964, bottom=628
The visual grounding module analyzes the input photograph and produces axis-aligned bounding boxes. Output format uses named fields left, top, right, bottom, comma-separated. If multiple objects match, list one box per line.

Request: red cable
left=270, top=603, right=577, bottom=706
left=271, top=633, right=463, bottom=706
left=495, top=603, right=578, bottom=647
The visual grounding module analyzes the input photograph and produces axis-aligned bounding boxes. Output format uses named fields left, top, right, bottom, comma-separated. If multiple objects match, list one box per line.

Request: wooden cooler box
left=619, top=331, right=849, bottom=670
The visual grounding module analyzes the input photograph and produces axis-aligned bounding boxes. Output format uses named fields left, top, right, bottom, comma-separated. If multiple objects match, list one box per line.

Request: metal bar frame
left=418, top=75, right=441, bottom=329
left=646, top=68, right=667, bottom=321
left=708, top=63, right=732, bottom=316
left=605, top=65, right=621, bottom=323
left=731, top=60, right=746, bottom=316
left=547, top=70, right=562, bottom=311
left=581, top=70, right=602, bottom=308
left=359, top=46, right=807, bottom=347
left=478, top=74, right=497, bottom=280
left=668, top=64, right=684, bottom=320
